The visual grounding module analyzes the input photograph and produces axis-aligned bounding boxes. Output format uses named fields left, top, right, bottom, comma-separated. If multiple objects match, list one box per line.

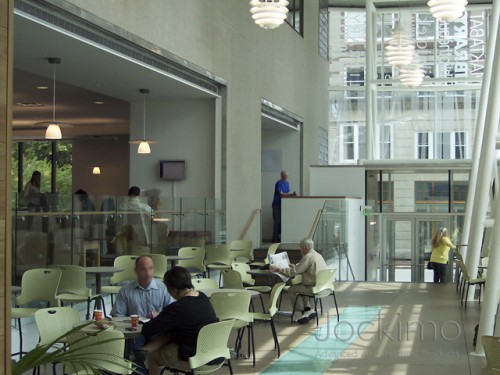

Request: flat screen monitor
left=159, top=160, right=186, bottom=180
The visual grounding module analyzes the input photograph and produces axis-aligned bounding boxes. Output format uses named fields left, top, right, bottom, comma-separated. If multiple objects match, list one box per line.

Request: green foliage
left=12, top=141, right=73, bottom=196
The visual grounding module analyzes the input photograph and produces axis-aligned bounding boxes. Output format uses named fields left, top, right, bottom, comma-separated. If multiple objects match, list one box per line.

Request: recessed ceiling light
left=36, top=86, right=49, bottom=90
left=94, top=101, right=104, bottom=105
left=16, top=102, right=44, bottom=107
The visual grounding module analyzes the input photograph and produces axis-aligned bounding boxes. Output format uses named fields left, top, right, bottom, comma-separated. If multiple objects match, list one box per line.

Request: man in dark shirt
left=272, top=170, right=297, bottom=242
left=142, top=267, right=218, bottom=375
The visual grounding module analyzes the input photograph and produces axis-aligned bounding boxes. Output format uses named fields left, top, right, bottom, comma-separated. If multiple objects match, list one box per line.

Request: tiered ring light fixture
left=129, top=89, right=158, bottom=154
left=427, top=0, right=468, bottom=23
left=385, top=21, right=416, bottom=67
left=249, top=0, right=289, bottom=29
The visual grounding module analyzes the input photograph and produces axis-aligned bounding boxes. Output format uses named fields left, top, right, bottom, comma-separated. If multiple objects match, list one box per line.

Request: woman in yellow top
left=430, top=228, right=456, bottom=283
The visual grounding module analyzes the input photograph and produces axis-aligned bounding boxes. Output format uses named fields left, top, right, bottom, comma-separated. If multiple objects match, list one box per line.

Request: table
left=75, top=317, right=143, bottom=340
left=85, top=267, right=123, bottom=308
left=198, top=288, right=260, bottom=298
left=166, top=255, right=194, bottom=269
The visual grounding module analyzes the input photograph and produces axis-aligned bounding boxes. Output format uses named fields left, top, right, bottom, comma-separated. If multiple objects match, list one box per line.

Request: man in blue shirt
left=111, top=255, right=172, bottom=373
left=272, top=170, right=297, bottom=242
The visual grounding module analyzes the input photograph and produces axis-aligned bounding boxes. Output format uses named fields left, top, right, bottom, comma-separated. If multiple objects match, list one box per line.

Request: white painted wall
left=129, top=99, right=215, bottom=198
left=62, top=0, right=329, bottom=245
left=261, top=128, right=301, bottom=241
left=72, top=137, right=130, bottom=196
left=310, top=166, right=365, bottom=198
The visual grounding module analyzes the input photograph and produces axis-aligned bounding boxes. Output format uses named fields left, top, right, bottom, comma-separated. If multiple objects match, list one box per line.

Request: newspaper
left=268, top=252, right=292, bottom=282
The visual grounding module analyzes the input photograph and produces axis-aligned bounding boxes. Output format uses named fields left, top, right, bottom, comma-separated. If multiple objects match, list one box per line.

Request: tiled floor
left=12, top=281, right=488, bottom=374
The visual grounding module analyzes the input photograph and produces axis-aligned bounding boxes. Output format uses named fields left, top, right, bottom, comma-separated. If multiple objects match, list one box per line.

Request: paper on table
left=268, top=252, right=291, bottom=282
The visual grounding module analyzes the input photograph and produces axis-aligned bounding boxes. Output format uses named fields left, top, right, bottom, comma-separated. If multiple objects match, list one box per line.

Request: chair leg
left=478, top=284, right=482, bottom=305
left=333, top=292, right=340, bottom=322
left=270, top=318, right=280, bottom=358
left=228, top=359, right=234, bottom=375
left=259, top=294, right=266, bottom=312
left=18, top=318, right=23, bottom=357
left=313, top=298, right=319, bottom=327
left=250, top=323, right=256, bottom=368
left=319, top=298, right=324, bottom=315
left=278, top=292, right=283, bottom=311
left=291, top=295, right=300, bottom=324
left=465, top=284, right=470, bottom=310
left=460, top=281, right=466, bottom=306
left=86, top=298, right=91, bottom=320
left=110, top=293, right=114, bottom=306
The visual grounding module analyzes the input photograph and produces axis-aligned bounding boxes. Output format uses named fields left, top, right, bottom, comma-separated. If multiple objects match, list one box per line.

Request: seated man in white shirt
left=111, top=255, right=173, bottom=373
left=269, top=238, right=327, bottom=324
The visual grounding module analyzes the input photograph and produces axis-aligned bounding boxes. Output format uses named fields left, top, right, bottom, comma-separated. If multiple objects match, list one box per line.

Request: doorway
left=380, top=216, right=450, bottom=282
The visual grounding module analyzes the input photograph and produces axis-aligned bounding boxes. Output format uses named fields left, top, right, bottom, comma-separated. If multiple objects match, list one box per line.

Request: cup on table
left=94, top=309, right=103, bottom=321
left=131, top=314, right=139, bottom=328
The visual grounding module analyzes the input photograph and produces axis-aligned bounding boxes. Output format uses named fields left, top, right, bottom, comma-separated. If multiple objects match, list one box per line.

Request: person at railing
left=20, top=170, right=41, bottom=211
left=269, top=238, right=327, bottom=324
left=120, top=186, right=154, bottom=249
left=111, top=255, right=173, bottom=372
left=272, top=170, right=298, bottom=242
left=74, top=189, right=96, bottom=211
left=429, top=228, right=456, bottom=283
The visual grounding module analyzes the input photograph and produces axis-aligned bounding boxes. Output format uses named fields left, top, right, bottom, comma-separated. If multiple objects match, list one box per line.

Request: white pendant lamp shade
left=129, top=88, right=158, bottom=154
left=44, top=57, right=63, bottom=140
left=399, top=54, right=425, bottom=88
left=385, top=22, right=415, bottom=67
left=427, top=0, right=468, bottom=23
left=92, top=166, right=101, bottom=175
left=137, top=141, right=151, bottom=154
left=250, top=0, right=289, bottom=29
left=45, top=123, right=62, bottom=139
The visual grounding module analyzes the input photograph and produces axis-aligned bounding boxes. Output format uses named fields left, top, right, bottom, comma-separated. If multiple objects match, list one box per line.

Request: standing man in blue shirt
left=272, top=170, right=297, bottom=242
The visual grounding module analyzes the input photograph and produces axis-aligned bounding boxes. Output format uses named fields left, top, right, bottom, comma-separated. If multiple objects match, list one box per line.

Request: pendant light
left=385, top=21, right=415, bottom=67
left=428, top=0, right=468, bottom=23
left=129, top=89, right=158, bottom=154
left=399, top=55, right=425, bottom=88
left=92, top=166, right=101, bottom=175
left=45, top=57, right=62, bottom=139
left=249, top=0, right=289, bottom=30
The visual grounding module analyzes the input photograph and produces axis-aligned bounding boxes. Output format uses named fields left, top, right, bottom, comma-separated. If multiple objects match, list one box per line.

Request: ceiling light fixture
left=92, top=166, right=101, bottom=175
left=36, top=86, right=49, bottom=90
left=385, top=21, right=415, bottom=67
left=94, top=101, right=104, bottom=105
left=129, top=89, right=158, bottom=155
left=249, top=0, right=289, bottom=30
left=45, top=57, right=63, bottom=140
left=399, top=56, right=425, bottom=88
left=428, top=0, right=468, bottom=23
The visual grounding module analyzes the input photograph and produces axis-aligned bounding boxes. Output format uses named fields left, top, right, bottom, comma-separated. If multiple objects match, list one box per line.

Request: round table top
left=230, top=248, right=245, bottom=251
left=167, top=255, right=194, bottom=261
left=198, top=288, right=260, bottom=298
left=75, top=317, right=143, bottom=339
left=85, top=266, right=124, bottom=274
left=246, top=269, right=274, bottom=275
left=11, top=286, right=22, bottom=294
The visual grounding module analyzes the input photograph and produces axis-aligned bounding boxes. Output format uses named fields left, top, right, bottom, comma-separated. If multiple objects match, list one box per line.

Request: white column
left=461, top=4, right=500, bottom=260
left=365, top=0, right=376, bottom=160
left=465, top=7, right=500, bottom=301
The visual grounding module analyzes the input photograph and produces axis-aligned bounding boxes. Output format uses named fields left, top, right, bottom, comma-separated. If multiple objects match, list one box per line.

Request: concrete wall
left=61, top=0, right=329, bottom=244
left=72, top=137, right=130, bottom=196
left=0, top=0, right=13, bottom=370
left=261, top=128, right=301, bottom=241
left=129, top=99, right=215, bottom=198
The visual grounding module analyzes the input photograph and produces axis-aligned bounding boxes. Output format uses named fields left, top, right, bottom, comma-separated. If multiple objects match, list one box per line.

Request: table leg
left=95, top=274, right=102, bottom=309
left=170, top=260, right=176, bottom=269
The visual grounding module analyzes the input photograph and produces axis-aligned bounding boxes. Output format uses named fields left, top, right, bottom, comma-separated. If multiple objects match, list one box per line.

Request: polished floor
left=12, top=281, right=488, bottom=374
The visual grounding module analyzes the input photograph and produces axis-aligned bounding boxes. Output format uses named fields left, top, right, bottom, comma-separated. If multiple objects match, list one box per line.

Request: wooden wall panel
left=0, top=0, right=13, bottom=373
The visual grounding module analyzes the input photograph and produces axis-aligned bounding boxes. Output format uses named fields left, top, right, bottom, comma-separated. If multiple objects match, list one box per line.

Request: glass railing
left=11, top=193, right=225, bottom=284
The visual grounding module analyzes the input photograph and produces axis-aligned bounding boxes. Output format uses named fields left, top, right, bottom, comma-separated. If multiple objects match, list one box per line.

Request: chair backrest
left=221, top=270, right=244, bottom=289
left=210, top=291, right=253, bottom=323
left=456, top=260, right=470, bottom=281
left=110, top=256, right=138, bottom=284
left=192, top=278, right=218, bottom=290
left=231, top=262, right=254, bottom=286
left=50, top=265, right=90, bottom=297
left=204, top=244, right=231, bottom=266
left=312, top=268, right=336, bottom=295
left=265, top=243, right=281, bottom=264
left=66, top=330, right=131, bottom=374
left=230, top=240, right=253, bottom=261
left=267, top=282, right=286, bottom=317
left=482, top=335, right=500, bottom=372
left=481, top=256, right=489, bottom=278
left=142, top=253, right=168, bottom=279
left=455, top=250, right=464, bottom=263
left=178, top=247, right=206, bottom=273
left=188, top=320, right=234, bottom=371
left=35, top=307, right=81, bottom=345
left=16, top=268, right=62, bottom=307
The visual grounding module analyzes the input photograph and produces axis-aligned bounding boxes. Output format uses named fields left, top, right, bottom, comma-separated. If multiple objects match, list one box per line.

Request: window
left=415, top=132, right=468, bottom=160
left=415, top=181, right=449, bottom=213
left=319, top=0, right=329, bottom=61
left=318, top=127, right=329, bottom=165
left=345, top=67, right=365, bottom=99
left=340, top=124, right=365, bottom=163
left=286, top=0, right=303, bottom=35
left=377, top=124, right=393, bottom=159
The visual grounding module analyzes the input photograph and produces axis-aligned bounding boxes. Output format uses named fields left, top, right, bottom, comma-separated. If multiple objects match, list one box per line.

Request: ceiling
left=327, top=0, right=492, bottom=7
left=13, top=14, right=216, bottom=140
left=261, top=115, right=300, bottom=132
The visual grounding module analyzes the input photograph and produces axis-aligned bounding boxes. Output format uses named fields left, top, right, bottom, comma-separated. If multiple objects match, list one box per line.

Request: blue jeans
left=132, top=335, right=148, bottom=375
left=272, top=206, right=281, bottom=242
